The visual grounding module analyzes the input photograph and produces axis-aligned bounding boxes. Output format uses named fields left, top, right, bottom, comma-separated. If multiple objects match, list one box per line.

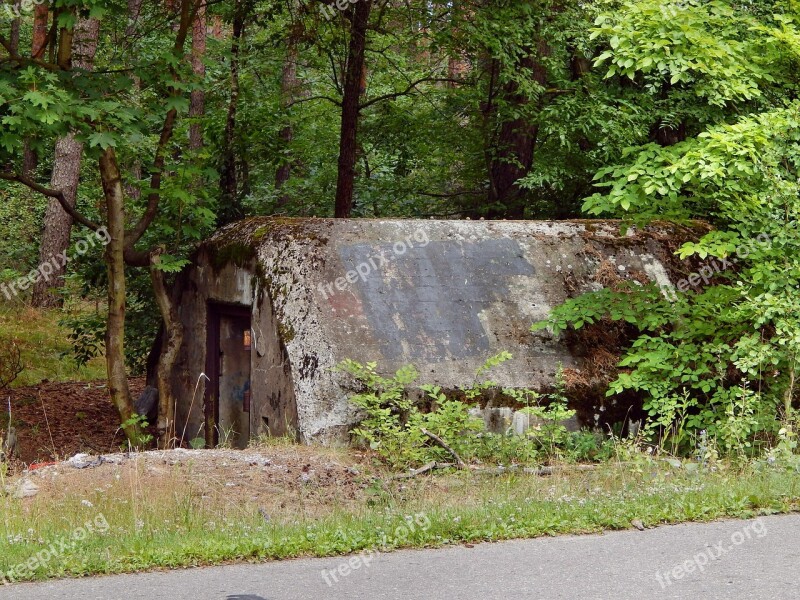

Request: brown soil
left=5, top=378, right=145, bottom=465
left=4, top=379, right=381, bottom=516
left=22, top=446, right=374, bottom=518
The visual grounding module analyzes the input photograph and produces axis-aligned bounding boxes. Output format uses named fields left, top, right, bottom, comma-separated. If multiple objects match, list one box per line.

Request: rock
left=511, top=411, right=544, bottom=435
left=482, top=408, right=513, bottom=434
left=631, top=519, right=645, bottom=531
left=510, top=410, right=580, bottom=436
left=11, top=479, right=39, bottom=498
left=134, top=386, right=159, bottom=423
left=67, top=453, right=103, bottom=469
left=562, top=416, right=581, bottom=433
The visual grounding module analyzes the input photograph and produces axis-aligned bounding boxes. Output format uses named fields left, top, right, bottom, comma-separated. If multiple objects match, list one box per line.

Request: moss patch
left=208, top=243, right=257, bottom=272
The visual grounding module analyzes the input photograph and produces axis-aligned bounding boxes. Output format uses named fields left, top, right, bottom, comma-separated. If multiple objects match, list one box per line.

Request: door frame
left=205, top=302, right=252, bottom=447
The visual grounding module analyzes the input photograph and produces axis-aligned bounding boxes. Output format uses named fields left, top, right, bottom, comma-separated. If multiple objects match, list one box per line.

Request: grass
left=1, top=455, right=799, bottom=583
left=0, top=303, right=106, bottom=387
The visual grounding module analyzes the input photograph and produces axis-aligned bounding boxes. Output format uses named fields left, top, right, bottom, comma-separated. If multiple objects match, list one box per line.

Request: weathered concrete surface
left=168, top=218, right=701, bottom=444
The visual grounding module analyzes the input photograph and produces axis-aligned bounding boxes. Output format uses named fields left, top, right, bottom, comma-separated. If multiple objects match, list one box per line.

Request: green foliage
left=59, top=271, right=159, bottom=375
left=592, top=0, right=768, bottom=106
left=0, top=188, right=46, bottom=283
left=120, top=413, right=153, bottom=448
left=518, top=368, right=577, bottom=457
left=337, top=359, right=481, bottom=468
left=59, top=309, right=105, bottom=369
left=537, top=2, right=800, bottom=457
left=340, top=355, right=604, bottom=469
left=189, top=437, right=206, bottom=449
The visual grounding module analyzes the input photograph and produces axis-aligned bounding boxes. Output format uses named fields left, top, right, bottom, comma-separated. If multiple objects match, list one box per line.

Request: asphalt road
left=3, top=513, right=799, bottom=600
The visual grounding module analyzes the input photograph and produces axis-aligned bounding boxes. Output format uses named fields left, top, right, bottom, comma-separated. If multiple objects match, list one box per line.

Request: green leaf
left=87, top=132, right=117, bottom=149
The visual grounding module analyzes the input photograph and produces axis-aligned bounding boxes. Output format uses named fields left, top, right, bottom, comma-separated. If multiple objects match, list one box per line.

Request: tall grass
left=1, top=460, right=798, bottom=582
left=0, top=304, right=106, bottom=387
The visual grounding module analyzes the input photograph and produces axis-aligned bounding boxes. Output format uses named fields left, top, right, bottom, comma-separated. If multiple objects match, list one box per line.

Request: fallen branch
left=394, top=461, right=455, bottom=479
left=523, top=464, right=597, bottom=476
left=420, top=428, right=466, bottom=469
left=468, top=464, right=599, bottom=477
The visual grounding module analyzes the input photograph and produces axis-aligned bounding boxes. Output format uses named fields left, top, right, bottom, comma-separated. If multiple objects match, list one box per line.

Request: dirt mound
left=19, top=446, right=373, bottom=517
left=5, top=378, right=145, bottom=464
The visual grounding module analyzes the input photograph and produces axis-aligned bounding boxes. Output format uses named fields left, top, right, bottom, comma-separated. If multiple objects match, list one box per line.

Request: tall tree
left=486, top=41, right=548, bottom=219
left=21, top=3, right=49, bottom=176
left=219, top=0, right=248, bottom=222
left=32, top=17, right=101, bottom=307
left=189, top=0, right=206, bottom=150
left=334, top=0, right=372, bottom=218
left=275, top=18, right=304, bottom=206
left=1, top=0, right=205, bottom=444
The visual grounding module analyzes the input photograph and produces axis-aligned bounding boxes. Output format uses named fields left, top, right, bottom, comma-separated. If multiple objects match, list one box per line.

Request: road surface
left=3, top=513, right=798, bottom=599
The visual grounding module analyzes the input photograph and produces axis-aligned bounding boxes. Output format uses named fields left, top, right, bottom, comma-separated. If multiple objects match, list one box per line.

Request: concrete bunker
left=166, top=217, right=702, bottom=447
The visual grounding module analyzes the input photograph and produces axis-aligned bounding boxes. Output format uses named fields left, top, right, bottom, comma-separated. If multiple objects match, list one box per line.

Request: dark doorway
left=206, top=304, right=252, bottom=449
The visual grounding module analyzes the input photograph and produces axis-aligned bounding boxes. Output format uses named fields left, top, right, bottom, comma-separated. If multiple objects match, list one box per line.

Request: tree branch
left=420, top=428, right=466, bottom=469
left=0, top=34, right=60, bottom=71
left=0, top=171, right=101, bottom=231
left=358, top=77, right=464, bottom=110
left=286, top=94, right=341, bottom=108
left=125, top=0, right=199, bottom=248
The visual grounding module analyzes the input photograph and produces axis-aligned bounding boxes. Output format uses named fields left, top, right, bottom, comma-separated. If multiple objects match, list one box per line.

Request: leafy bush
left=59, top=270, right=160, bottom=375
left=338, top=360, right=483, bottom=469
left=536, top=90, right=800, bottom=455
left=339, top=355, right=608, bottom=469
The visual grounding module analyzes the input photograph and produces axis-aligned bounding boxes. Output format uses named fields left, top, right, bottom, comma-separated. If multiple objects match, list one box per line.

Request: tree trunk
left=486, top=42, right=548, bottom=220
left=219, top=0, right=246, bottom=223
left=334, top=0, right=371, bottom=218
left=99, top=147, right=140, bottom=444
left=125, top=0, right=144, bottom=201
left=22, top=4, right=50, bottom=176
left=32, top=4, right=49, bottom=58
left=9, top=1, right=20, bottom=53
left=150, top=254, right=184, bottom=448
left=275, top=25, right=302, bottom=206
left=189, top=1, right=206, bottom=150
left=32, top=18, right=101, bottom=308
left=126, top=0, right=143, bottom=36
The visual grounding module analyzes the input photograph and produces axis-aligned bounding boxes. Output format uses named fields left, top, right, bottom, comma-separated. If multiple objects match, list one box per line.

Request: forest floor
left=6, top=378, right=145, bottom=466
left=0, top=304, right=139, bottom=467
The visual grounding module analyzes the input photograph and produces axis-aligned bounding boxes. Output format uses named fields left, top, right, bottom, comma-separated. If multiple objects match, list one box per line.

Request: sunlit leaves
left=591, top=0, right=767, bottom=107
